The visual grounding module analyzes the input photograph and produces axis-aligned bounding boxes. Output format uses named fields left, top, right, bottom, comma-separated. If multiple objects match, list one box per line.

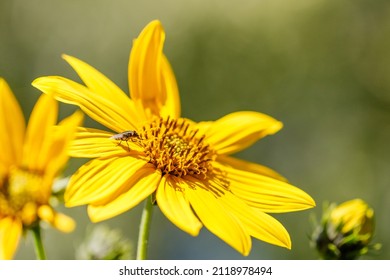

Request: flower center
left=0, top=167, right=46, bottom=224
left=138, top=117, right=215, bottom=178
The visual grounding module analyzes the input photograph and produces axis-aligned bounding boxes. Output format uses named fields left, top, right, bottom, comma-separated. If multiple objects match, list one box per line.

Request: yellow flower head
left=33, top=20, right=315, bottom=256
left=0, top=78, right=82, bottom=259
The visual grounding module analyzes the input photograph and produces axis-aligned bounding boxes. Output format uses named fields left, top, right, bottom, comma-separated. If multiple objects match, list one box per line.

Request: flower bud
left=311, top=199, right=380, bottom=259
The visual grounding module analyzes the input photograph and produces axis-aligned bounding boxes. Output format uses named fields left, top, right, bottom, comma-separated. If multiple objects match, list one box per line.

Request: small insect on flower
left=110, top=130, right=140, bottom=150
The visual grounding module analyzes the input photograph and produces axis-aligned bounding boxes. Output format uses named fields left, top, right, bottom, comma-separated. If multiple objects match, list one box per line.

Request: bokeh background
left=1, top=0, right=389, bottom=259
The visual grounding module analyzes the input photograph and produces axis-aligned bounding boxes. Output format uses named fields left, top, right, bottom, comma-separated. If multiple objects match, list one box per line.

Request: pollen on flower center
left=139, top=117, right=215, bottom=178
left=0, top=167, right=46, bottom=222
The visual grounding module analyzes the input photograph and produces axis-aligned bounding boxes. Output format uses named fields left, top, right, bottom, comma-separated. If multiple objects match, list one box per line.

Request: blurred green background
left=1, top=0, right=389, bottom=259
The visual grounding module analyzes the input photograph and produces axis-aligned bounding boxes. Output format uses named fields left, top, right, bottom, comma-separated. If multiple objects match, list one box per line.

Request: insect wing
left=110, top=130, right=138, bottom=140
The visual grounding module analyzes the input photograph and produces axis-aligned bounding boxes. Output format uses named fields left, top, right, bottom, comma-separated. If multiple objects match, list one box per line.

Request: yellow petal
left=43, top=111, right=84, bottom=180
left=330, top=199, right=373, bottom=234
left=0, top=78, right=25, bottom=168
left=194, top=121, right=213, bottom=136
left=37, top=205, right=54, bottom=223
left=20, top=202, right=38, bottom=225
left=129, top=20, right=163, bottom=111
left=65, top=155, right=149, bottom=207
left=185, top=176, right=251, bottom=256
left=158, top=55, right=181, bottom=118
left=88, top=167, right=161, bottom=222
left=129, top=20, right=180, bottom=118
left=22, top=94, right=58, bottom=171
left=218, top=190, right=291, bottom=249
left=38, top=205, right=75, bottom=233
left=52, top=212, right=76, bottom=233
left=216, top=162, right=315, bottom=213
left=69, top=127, right=142, bottom=158
left=32, top=76, right=137, bottom=133
left=217, top=155, right=287, bottom=182
left=62, top=54, right=144, bottom=124
left=156, top=175, right=202, bottom=236
left=0, top=217, right=22, bottom=260
left=204, top=111, right=283, bottom=155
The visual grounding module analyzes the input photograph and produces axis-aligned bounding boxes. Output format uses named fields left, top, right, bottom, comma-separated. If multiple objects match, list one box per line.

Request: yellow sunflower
left=0, top=78, right=82, bottom=259
left=32, top=20, right=315, bottom=256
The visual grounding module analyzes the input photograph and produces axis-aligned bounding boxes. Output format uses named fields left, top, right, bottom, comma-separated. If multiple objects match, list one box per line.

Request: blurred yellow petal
left=70, top=127, right=142, bottom=158
left=0, top=81, right=82, bottom=257
left=129, top=20, right=180, bottom=118
left=62, top=54, right=144, bottom=124
left=22, top=94, right=58, bottom=170
left=216, top=162, right=315, bottom=213
left=0, top=78, right=25, bottom=167
left=20, top=202, right=38, bottom=225
left=65, top=155, right=149, bottom=207
left=0, top=217, right=22, bottom=260
left=217, top=155, right=287, bottom=182
left=37, top=205, right=54, bottom=222
left=88, top=167, right=161, bottom=222
left=185, top=178, right=251, bottom=256
left=38, top=205, right=75, bottom=233
left=156, top=175, right=202, bottom=236
left=32, top=76, right=137, bottom=133
left=52, top=212, right=76, bottom=233
left=42, top=110, right=84, bottom=179
left=205, top=111, right=283, bottom=155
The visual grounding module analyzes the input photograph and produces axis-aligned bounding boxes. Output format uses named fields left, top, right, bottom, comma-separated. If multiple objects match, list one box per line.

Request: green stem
left=136, top=196, right=154, bottom=260
left=31, top=223, right=47, bottom=260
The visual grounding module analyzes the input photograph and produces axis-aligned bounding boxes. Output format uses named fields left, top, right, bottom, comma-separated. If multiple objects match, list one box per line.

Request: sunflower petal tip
left=306, top=194, right=316, bottom=208
left=286, top=238, right=292, bottom=249
left=61, top=54, right=76, bottom=63
left=143, top=19, right=164, bottom=34
left=31, top=77, right=42, bottom=87
left=294, top=188, right=316, bottom=211
left=269, top=120, right=283, bottom=135
left=241, top=251, right=250, bottom=257
left=89, top=215, right=100, bottom=224
left=149, top=19, right=162, bottom=27
left=87, top=207, right=108, bottom=224
left=188, top=226, right=202, bottom=237
left=31, top=77, right=52, bottom=92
